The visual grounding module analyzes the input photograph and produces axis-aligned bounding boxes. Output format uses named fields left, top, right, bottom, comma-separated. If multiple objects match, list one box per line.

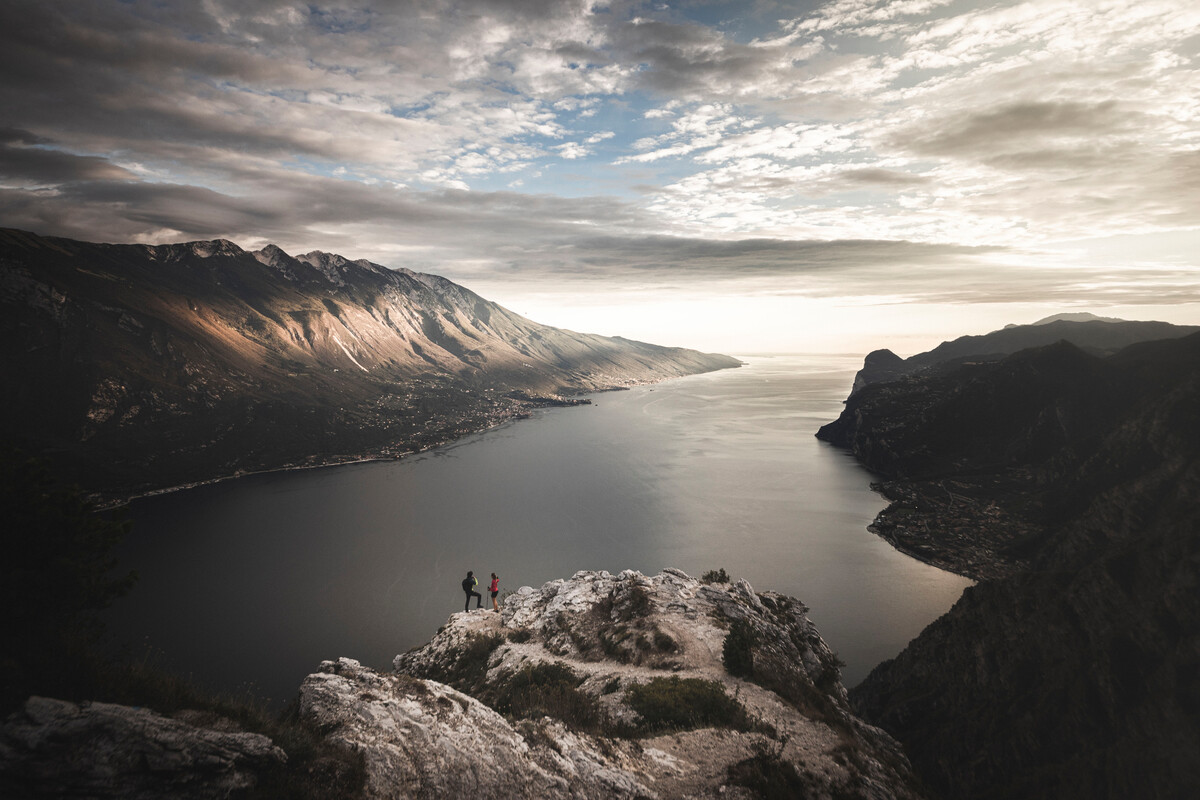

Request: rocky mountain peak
left=295, top=250, right=351, bottom=285
left=187, top=239, right=243, bottom=258
left=821, top=332, right=1200, bottom=798
left=251, top=243, right=291, bottom=267
left=852, top=349, right=906, bottom=394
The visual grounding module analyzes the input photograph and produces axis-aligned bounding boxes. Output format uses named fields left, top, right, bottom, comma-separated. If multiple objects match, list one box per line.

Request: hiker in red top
left=489, top=573, right=500, bottom=612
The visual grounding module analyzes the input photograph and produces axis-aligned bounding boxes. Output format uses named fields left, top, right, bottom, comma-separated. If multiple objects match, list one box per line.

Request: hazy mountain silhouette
left=850, top=316, right=1199, bottom=395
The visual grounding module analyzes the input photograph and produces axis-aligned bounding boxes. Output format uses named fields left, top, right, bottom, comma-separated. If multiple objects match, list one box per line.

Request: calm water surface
left=109, top=355, right=971, bottom=701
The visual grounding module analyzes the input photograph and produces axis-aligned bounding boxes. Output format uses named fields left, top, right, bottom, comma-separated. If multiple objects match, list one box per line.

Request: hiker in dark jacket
left=462, top=570, right=483, bottom=612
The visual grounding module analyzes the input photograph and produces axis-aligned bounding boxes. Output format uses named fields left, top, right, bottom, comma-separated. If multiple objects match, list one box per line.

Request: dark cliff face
left=823, top=335, right=1200, bottom=798
left=1, top=228, right=739, bottom=499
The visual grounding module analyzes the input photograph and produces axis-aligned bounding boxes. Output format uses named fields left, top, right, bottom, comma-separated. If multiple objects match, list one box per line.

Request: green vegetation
left=701, top=568, right=730, bottom=584
left=483, top=662, right=604, bottom=733
left=727, top=740, right=818, bottom=799
left=592, top=583, right=653, bottom=623
left=722, top=619, right=757, bottom=678
left=652, top=629, right=677, bottom=653
left=626, top=676, right=756, bottom=734
left=750, top=650, right=849, bottom=733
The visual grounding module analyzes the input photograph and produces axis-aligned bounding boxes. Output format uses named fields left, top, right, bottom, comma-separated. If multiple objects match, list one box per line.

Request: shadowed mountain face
left=820, top=335, right=1200, bottom=798
left=850, top=317, right=1200, bottom=395
left=1, top=228, right=738, bottom=500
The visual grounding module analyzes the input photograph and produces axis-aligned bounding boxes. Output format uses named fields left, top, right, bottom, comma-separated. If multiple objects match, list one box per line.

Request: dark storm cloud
left=558, top=235, right=992, bottom=275
left=0, top=145, right=136, bottom=184
left=0, top=166, right=645, bottom=254
left=0, top=2, right=344, bottom=161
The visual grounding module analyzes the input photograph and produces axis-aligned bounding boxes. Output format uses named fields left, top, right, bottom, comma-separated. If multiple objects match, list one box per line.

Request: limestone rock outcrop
left=338, top=568, right=924, bottom=799
left=0, top=695, right=285, bottom=798
left=1, top=570, right=926, bottom=798
left=300, top=656, right=654, bottom=799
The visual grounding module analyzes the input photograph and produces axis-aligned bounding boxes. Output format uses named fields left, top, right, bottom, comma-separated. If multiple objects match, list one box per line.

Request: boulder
left=0, top=696, right=285, bottom=798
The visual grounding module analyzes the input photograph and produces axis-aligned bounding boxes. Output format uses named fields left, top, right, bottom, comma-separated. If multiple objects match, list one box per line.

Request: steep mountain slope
left=819, top=335, right=1200, bottom=798
left=850, top=317, right=1199, bottom=395
left=1, top=228, right=738, bottom=499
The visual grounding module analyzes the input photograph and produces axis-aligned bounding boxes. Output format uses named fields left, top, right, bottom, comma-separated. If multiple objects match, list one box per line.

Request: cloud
left=896, top=101, right=1136, bottom=159
left=0, top=0, right=1197, bottom=329
left=0, top=130, right=137, bottom=183
left=836, top=168, right=930, bottom=187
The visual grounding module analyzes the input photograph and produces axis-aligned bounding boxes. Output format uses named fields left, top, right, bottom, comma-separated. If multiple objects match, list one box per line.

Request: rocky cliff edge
left=307, top=568, right=923, bottom=799
left=2, top=569, right=922, bottom=798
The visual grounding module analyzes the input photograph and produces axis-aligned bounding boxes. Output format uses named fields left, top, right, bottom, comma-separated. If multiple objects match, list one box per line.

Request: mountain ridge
left=818, top=333, right=1200, bottom=798
left=850, top=317, right=1200, bottom=395
left=1, top=228, right=739, bottom=501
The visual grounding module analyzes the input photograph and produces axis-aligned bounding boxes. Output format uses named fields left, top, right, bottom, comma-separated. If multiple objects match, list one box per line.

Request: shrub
left=485, top=662, right=604, bottom=733
left=723, top=619, right=757, bottom=678
left=615, top=584, right=653, bottom=622
left=701, top=568, right=730, bottom=584
left=750, top=650, right=848, bottom=733
left=625, top=676, right=754, bottom=734
left=727, top=747, right=815, bottom=799
left=653, top=629, right=677, bottom=653
left=507, top=628, right=533, bottom=643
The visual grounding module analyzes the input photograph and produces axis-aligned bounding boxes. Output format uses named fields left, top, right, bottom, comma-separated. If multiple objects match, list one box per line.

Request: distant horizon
left=10, top=223, right=1197, bottom=359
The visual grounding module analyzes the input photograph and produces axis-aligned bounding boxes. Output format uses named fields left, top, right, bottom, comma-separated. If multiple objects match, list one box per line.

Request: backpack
left=462, top=577, right=472, bottom=592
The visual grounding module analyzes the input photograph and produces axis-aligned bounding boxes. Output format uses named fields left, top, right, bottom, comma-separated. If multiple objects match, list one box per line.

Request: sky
left=2, top=0, right=1199, bottom=355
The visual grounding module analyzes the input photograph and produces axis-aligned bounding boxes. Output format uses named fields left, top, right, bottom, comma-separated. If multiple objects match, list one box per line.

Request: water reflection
left=110, top=355, right=971, bottom=702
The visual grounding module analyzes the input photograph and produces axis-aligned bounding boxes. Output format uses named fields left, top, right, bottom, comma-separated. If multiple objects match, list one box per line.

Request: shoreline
left=97, top=397, right=572, bottom=510
left=95, top=369, right=737, bottom=510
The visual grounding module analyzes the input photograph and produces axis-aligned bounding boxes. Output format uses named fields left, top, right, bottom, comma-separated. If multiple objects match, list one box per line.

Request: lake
left=108, top=354, right=971, bottom=702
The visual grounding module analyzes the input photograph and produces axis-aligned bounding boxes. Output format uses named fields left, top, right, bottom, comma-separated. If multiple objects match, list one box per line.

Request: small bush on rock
left=701, top=568, right=730, bottom=584
left=485, top=662, right=604, bottom=733
left=723, top=619, right=757, bottom=678
left=626, top=676, right=754, bottom=734
left=727, top=745, right=816, bottom=799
